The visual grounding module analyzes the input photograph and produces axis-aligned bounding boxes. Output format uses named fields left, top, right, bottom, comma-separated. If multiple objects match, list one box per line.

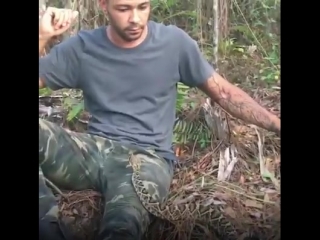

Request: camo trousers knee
left=39, top=118, right=174, bottom=240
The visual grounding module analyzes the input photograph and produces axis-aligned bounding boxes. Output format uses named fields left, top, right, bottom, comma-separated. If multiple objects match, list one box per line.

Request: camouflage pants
left=39, top=119, right=174, bottom=240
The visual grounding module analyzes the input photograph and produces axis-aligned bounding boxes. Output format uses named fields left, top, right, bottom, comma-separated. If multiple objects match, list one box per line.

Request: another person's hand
left=39, top=7, right=78, bottom=41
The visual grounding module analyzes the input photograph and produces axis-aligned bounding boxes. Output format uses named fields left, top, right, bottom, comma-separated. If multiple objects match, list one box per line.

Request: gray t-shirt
left=39, top=21, right=214, bottom=163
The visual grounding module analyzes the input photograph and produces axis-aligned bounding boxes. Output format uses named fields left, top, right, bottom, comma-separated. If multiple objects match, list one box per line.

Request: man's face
left=100, top=0, right=151, bottom=42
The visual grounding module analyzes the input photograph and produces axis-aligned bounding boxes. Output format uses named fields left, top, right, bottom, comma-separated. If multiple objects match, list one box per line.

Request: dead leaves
left=255, top=127, right=280, bottom=190
left=244, top=199, right=263, bottom=209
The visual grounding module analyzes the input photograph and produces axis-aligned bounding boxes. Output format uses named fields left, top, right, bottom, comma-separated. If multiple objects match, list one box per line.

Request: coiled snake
left=129, top=153, right=238, bottom=240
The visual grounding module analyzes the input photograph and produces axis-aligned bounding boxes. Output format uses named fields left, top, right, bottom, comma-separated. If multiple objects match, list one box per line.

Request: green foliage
left=227, top=0, right=280, bottom=85
left=39, top=88, right=52, bottom=96
left=150, top=0, right=197, bottom=24
left=67, top=101, right=84, bottom=121
left=62, top=96, right=84, bottom=121
left=173, top=118, right=212, bottom=149
left=176, top=83, right=190, bottom=113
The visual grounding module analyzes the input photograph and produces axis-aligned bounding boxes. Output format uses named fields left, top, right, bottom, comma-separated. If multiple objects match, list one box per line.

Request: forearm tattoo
left=201, top=74, right=279, bottom=133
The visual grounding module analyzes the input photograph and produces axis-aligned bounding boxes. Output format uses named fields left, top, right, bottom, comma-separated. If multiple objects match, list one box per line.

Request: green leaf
left=39, top=88, right=52, bottom=96
left=67, top=101, right=84, bottom=121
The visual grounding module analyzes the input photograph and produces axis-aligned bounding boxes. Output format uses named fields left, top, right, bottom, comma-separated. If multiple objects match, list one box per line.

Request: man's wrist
left=39, top=37, right=49, bottom=55
left=39, top=33, right=51, bottom=41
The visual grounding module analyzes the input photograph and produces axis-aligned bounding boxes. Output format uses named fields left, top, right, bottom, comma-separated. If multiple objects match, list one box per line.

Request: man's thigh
left=98, top=145, right=174, bottom=239
left=39, top=118, right=111, bottom=190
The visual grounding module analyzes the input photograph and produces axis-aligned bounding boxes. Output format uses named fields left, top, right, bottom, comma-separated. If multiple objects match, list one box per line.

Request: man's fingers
left=54, top=10, right=78, bottom=30
left=54, top=24, right=72, bottom=36
left=53, top=11, right=62, bottom=28
left=40, top=7, right=79, bottom=37
left=62, top=10, right=71, bottom=28
left=55, top=10, right=67, bottom=29
left=54, top=13, right=78, bottom=35
left=45, top=7, right=55, bottom=15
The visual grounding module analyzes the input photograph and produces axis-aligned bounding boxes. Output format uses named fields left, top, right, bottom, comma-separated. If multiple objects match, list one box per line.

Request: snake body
left=129, top=154, right=238, bottom=239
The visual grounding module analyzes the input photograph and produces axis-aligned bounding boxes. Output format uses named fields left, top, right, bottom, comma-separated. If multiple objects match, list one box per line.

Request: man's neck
left=106, top=25, right=148, bottom=49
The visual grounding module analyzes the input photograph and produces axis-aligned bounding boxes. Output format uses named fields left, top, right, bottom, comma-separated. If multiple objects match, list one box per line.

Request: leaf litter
left=41, top=86, right=280, bottom=240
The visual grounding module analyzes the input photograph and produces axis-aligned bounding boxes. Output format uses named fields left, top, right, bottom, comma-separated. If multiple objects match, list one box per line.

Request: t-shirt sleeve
left=178, top=29, right=215, bottom=87
left=39, top=35, right=83, bottom=90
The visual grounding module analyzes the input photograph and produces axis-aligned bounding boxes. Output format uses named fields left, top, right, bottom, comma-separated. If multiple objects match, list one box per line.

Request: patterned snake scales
left=129, top=153, right=238, bottom=239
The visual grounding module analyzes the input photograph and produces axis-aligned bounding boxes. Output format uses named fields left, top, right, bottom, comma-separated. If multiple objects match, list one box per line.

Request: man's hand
left=199, top=72, right=280, bottom=135
left=39, top=7, right=78, bottom=41
left=39, top=8, right=78, bottom=88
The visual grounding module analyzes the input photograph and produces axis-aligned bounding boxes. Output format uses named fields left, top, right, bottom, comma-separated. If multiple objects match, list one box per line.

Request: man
left=39, top=0, right=280, bottom=240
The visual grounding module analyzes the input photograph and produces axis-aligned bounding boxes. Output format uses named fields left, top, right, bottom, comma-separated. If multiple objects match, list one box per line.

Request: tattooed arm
left=177, top=28, right=280, bottom=135
left=198, top=72, right=280, bottom=135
